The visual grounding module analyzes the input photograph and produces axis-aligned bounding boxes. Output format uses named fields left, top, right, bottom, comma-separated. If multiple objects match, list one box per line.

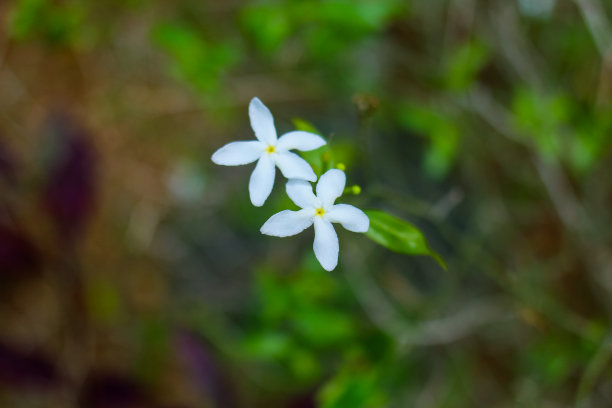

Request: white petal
left=260, top=208, right=315, bottom=237
left=313, top=218, right=339, bottom=271
left=211, top=141, right=264, bottom=166
left=249, top=97, right=277, bottom=145
left=316, top=169, right=346, bottom=208
left=249, top=155, right=275, bottom=207
left=276, top=131, right=326, bottom=152
left=286, top=179, right=319, bottom=209
left=273, top=152, right=317, bottom=182
left=326, top=204, right=369, bottom=232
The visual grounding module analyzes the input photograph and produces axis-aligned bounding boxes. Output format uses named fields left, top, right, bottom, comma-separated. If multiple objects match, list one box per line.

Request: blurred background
left=1, top=0, right=612, bottom=407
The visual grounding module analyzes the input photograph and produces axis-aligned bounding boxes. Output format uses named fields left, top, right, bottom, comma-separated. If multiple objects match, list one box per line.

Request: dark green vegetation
left=1, top=0, right=612, bottom=407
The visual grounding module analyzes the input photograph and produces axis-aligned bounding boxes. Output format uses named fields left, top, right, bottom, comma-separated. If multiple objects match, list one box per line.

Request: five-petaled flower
left=260, top=169, right=369, bottom=271
left=211, top=97, right=326, bottom=206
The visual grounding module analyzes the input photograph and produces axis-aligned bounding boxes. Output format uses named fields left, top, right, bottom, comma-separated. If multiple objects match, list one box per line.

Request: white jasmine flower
left=261, top=169, right=369, bottom=271
left=211, top=97, right=326, bottom=206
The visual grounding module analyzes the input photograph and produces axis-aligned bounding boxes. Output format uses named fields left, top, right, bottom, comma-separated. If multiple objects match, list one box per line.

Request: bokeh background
left=1, top=0, right=612, bottom=407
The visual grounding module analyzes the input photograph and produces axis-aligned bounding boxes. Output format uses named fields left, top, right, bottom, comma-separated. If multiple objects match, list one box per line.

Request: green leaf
left=397, top=103, right=460, bottom=179
left=364, top=210, right=446, bottom=269
left=292, top=117, right=321, bottom=134
left=135, top=317, right=170, bottom=382
left=425, top=120, right=459, bottom=179
left=292, top=117, right=328, bottom=176
left=87, top=279, right=121, bottom=323
left=292, top=308, right=356, bottom=346
left=152, top=22, right=241, bottom=94
left=444, top=40, right=490, bottom=91
left=242, top=331, right=292, bottom=360
left=288, top=348, right=321, bottom=381
left=511, top=88, right=570, bottom=161
left=240, top=4, right=292, bottom=53
left=318, top=364, right=387, bottom=408
left=8, top=0, right=84, bottom=46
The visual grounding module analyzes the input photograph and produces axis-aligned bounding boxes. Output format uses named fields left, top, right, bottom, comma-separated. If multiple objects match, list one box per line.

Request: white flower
left=260, top=169, right=369, bottom=271
left=211, top=97, right=326, bottom=206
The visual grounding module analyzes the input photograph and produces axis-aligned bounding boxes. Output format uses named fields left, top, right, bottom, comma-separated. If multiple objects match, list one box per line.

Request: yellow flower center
left=266, top=145, right=276, bottom=154
left=315, top=208, right=325, bottom=217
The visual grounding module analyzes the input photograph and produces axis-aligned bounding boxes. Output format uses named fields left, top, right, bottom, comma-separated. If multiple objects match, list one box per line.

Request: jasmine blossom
left=211, top=97, right=326, bottom=206
left=261, top=169, right=369, bottom=271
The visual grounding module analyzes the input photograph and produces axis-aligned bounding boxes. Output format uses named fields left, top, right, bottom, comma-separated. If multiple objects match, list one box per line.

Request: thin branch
left=573, top=0, right=612, bottom=57
left=402, top=298, right=514, bottom=347
left=343, top=246, right=515, bottom=349
left=345, top=262, right=513, bottom=349
left=489, top=2, right=544, bottom=89
left=574, top=335, right=612, bottom=408
left=573, top=0, right=612, bottom=105
left=532, top=154, right=586, bottom=234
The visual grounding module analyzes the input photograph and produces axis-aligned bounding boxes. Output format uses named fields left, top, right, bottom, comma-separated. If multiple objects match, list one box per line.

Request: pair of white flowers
left=211, top=97, right=369, bottom=271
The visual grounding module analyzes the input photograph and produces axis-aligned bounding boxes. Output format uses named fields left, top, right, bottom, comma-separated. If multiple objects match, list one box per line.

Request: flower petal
left=249, top=97, right=277, bottom=145
left=313, top=218, right=339, bottom=271
left=249, top=155, right=275, bottom=207
left=211, top=141, right=264, bottom=166
left=276, top=131, right=326, bottom=152
left=260, top=208, right=315, bottom=237
left=326, top=204, right=369, bottom=232
left=316, top=169, right=346, bottom=208
left=286, top=179, right=319, bottom=209
left=273, top=152, right=316, bottom=182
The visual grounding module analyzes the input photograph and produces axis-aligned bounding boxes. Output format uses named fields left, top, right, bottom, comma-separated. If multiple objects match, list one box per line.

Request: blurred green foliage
left=240, top=0, right=405, bottom=57
left=444, top=40, right=490, bottom=92
left=237, top=258, right=400, bottom=407
left=398, top=103, right=460, bottom=179
left=8, top=0, right=85, bottom=45
left=571, top=109, right=612, bottom=175
left=153, top=22, right=241, bottom=96
left=512, top=87, right=570, bottom=161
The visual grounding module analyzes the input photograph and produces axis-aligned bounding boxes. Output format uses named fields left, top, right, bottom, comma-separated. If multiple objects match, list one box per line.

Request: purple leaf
left=0, top=223, right=41, bottom=280
left=40, top=114, right=97, bottom=242
left=78, top=373, right=152, bottom=408
left=175, top=330, right=237, bottom=408
left=286, top=393, right=317, bottom=408
left=0, top=138, right=18, bottom=185
left=0, top=340, right=59, bottom=388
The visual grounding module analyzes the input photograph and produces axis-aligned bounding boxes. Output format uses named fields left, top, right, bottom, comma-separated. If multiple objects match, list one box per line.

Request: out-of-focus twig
left=573, top=0, right=612, bottom=57
left=574, top=335, right=612, bottom=408
left=480, top=2, right=592, bottom=236
left=431, top=187, right=465, bottom=220
left=402, top=298, right=513, bottom=347
left=372, top=186, right=593, bottom=338
left=465, top=84, right=612, bottom=299
left=465, top=86, right=520, bottom=142
left=465, top=85, right=588, bottom=232
left=342, top=252, right=408, bottom=341
left=532, top=155, right=586, bottom=234
left=343, top=247, right=514, bottom=349
left=442, top=0, right=476, bottom=53
left=489, top=2, right=544, bottom=89
left=573, top=0, right=612, bottom=104
left=474, top=3, right=612, bottom=311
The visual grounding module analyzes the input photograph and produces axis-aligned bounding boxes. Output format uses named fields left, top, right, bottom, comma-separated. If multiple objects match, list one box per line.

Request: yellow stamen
left=266, top=145, right=276, bottom=154
left=315, top=208, right=325, bottom=217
